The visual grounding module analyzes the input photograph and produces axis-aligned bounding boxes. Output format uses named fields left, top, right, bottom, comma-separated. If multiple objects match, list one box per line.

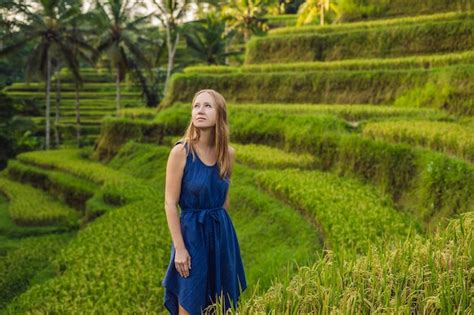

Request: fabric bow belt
left=180, top=206, right=225, bottom=252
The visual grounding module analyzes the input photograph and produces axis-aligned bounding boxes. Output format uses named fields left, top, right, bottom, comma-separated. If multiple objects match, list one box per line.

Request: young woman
left=162, top=89, right=247, bottom=315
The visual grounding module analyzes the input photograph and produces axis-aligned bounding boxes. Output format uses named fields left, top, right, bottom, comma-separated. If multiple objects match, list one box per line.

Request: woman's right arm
left=164, top=143, right=191, bottom=277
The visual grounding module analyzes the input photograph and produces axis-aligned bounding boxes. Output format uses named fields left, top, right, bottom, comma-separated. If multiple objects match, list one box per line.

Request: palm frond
left=121, top=34, right=152, bottom=69
left=125, top=12, right=153, bottom=31
left=0, top=33, right=39, bottom=57
left=57, top=40, right=83, bottom=85
left=93, top=33, right=115, bottom=61
left=25, top=42, right=47, bottom=82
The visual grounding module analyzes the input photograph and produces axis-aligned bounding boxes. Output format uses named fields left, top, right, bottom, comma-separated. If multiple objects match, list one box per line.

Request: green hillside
left=0, top=1, right=472, bottom=314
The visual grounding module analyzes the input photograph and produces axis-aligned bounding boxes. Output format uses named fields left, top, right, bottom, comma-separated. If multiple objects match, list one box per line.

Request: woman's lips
left=197, top=117, right=206, bottom=120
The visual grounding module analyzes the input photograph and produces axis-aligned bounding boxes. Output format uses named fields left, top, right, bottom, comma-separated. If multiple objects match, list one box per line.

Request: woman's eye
left=193, top=104, right=211, bottom=108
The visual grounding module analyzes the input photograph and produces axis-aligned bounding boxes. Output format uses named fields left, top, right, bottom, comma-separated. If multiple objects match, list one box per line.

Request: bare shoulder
left=168, top=142, right=187, bottom=168
left=171, top=142, right=187, bottom=155
left=165, top=143, right=187, bottom=208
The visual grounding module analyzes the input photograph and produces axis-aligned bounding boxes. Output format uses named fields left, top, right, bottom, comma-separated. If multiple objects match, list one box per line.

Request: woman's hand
left=175, top=247, right=191, bottom=278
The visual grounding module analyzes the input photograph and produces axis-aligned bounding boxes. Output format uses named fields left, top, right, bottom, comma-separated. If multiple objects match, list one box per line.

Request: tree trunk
left=163, top=24, right=179, bottom=97
left=116, top=65, right=121, bottom=116
left=224, top=42, right=228, bottom=65
left=54, top=62, right=61, bottom=147
left=45, top=52, right=51, bottom=150
left=320, top=4, right=325, bottom=25
left=320, top=0, right=329, bottom=25
left=75, top=82, right=81, bottom=147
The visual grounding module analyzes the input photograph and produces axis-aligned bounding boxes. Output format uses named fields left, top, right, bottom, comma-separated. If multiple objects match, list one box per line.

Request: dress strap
left=174, top=139, right=189, bottom=155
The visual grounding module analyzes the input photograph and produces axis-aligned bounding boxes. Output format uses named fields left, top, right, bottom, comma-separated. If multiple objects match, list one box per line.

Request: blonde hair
left=177, top=89, right=231, bottom=179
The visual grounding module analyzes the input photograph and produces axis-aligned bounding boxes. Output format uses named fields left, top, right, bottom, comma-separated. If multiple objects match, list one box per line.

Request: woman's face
left=192, top=92, right=217, bottom=128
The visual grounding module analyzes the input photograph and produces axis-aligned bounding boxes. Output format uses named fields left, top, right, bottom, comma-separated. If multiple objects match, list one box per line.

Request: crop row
left=268, top=11, right=472, bottom=36
left=363, top=120, right=474, bottom=162
left=161, top=64, right=473, bottom=115
left=255, top=168, right=416, bottom=253
left=245, top=18, right=473, bottom=63
left=0, top=177, right=79, bottom=227
left=185, top=51, right=474, bottom=74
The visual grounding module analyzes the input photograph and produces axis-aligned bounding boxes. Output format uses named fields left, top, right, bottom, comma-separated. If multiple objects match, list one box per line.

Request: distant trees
left=182, top=12, right=240, bottom=65
left=0, top=0, right=92, bottom=150
left=222, top=0, right=270, bottom=42
left=297, top=0, right=338, bottom=26
left=0, top=0, right=279, bottom=149
left=0, top=92, right=39, bottom=169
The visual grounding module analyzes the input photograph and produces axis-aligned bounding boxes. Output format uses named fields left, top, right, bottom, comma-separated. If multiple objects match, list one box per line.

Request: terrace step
left=268, top=11, right=473, bottom=36
left=0, top=176, right=80, bottom=228
left=184, top=51, right=474, bottom=75
left=161, top=64, right=473, bottom=116
left=3, top=82, right=141, bottom=93
left=6, top=91, right=143, bottom=99
left=5, top=160, right=99, bottom=211
left=362, top=120, right=474, bottom=162
left=245, top=15, right=473, bottom=64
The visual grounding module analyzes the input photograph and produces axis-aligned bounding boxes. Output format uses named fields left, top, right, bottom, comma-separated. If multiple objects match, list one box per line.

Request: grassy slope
left=3, top=142, right=322, bottom=312
left=0, top=177, right=80, bottom=227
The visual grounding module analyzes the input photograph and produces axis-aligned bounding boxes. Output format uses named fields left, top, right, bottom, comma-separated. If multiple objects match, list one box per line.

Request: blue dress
left=162, top=140, right=247, bottom=314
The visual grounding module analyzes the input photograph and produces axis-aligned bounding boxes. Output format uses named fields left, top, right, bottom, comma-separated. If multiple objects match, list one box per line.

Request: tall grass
left=207, top=211, right=473, bottom=314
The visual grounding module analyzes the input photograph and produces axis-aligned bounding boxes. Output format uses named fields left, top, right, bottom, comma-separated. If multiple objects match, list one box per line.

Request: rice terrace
left=0, top=0, right=472, bottom=314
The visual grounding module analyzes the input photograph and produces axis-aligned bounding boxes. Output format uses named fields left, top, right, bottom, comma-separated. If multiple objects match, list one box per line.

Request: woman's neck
left=196, top=128, right=215, bottom=149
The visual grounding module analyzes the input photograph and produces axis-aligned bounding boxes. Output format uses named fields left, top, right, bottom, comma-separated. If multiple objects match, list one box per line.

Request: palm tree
left=222, top=0, right=270, bottom=42
left=128, top=57, right=166, bottom=108
left=153, top=0, right=194, bottom=97
left=53, top=58, right=62, bottom=147
left=182, top=12, right=241, bottom=65
left=0, top=0, right=85, bottom=150
left=90, top=0, right=152, bottom=116
left=69, top=16, right=97, bottom=147
left=52, top=22, right=96, bottom=148
left=126, top=26, right=167, bottom=108
left=297, top=0, right=338, bottom=26
left=57, top=12, right=97, bottom=147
